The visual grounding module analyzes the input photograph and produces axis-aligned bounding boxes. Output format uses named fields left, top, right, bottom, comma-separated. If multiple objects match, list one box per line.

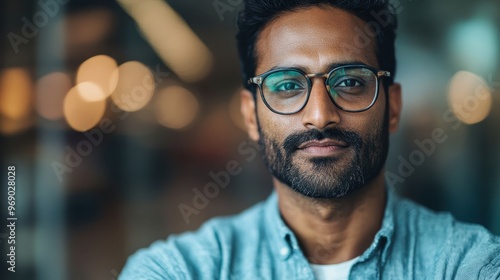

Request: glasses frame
left=248, top=64, right=391, bottom=115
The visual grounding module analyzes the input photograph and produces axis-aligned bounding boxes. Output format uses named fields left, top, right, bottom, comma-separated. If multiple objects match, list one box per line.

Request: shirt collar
left=358, top=186, right=396, bottom=264
left=264, top=192, right=295, bottom=260
left=263, top=186, right=397, bottom=263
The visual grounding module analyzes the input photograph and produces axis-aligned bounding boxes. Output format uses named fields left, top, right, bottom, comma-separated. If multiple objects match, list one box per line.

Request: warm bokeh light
left=111, top=61, right=155, bottom=112
left=0, top=68, right=33, bottom=120
left=64, top=84, right=106, bottom=131
left=117, top=0, right=213, bottom=82
left=155, top=86, right=199, bottom=129
left=36, top=72, right=72, bottom=120
left=0, top=118, right=35, bottom=135
left=448, top=71, right=492, bottom=125
left=76, top=82, right=107, bottom=102
left=76, top=55, right=119, bottom=99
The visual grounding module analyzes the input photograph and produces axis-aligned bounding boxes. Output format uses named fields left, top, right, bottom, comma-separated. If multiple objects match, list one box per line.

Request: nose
left=301, top=79, right=341, bottom=130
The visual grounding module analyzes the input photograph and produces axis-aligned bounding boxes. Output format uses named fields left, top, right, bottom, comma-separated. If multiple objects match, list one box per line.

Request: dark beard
left=257, top=115, right=389, bottom=199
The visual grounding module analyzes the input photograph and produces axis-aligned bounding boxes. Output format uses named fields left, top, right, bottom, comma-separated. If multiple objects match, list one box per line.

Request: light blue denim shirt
left=120, top=189, right=500, bottom=279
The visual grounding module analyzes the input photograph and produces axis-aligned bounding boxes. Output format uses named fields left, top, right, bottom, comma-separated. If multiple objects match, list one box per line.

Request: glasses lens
left=327, top=67, right=377, bottom=111
left=262, top=70, right=308, bottom=114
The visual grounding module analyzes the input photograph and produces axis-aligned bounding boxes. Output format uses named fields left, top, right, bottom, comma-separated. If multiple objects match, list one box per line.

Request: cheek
left=257, top=108, right=300, bottom=144
left=360, top=90, right=387, bottom=130
left=256, top=96, right=281, bottom=134
left=342, top=102, right=386, bottom=140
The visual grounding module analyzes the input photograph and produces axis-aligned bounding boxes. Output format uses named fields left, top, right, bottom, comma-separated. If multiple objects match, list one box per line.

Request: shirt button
left=280, top=247, right=290, bottom=257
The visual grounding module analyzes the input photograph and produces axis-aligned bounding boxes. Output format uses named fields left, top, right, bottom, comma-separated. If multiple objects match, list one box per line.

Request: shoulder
left=119, top=200, right=267, bottom=280
left=392, top=195, right=500, bottom=278
left=395, top=196, right=500, bottom=246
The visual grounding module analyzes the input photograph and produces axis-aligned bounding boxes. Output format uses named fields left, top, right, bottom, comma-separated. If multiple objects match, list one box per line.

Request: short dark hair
left=236, top=0, right=398, bottom=94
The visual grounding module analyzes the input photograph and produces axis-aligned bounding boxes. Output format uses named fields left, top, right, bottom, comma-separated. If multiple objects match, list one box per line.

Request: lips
left=297, top=139, right=349, bottom=149
left=296, top=139, right=349, bottom=157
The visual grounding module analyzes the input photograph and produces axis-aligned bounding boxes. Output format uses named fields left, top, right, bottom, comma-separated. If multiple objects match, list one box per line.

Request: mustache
left=283, top=128, right=363, bottom=155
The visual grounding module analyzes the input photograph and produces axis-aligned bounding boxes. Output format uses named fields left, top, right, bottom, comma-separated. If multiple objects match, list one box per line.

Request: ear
left=240, top=89, right=260, bottom=141
left=387, top=83, right=402, bottom=134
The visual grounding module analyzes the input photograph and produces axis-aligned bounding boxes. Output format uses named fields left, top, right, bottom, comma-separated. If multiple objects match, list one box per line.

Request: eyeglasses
left=248, top=64, right=391, bottom=115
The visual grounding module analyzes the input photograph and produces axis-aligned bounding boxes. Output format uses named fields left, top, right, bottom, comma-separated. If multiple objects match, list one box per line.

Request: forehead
left=255, top=6, right=378, bottom=75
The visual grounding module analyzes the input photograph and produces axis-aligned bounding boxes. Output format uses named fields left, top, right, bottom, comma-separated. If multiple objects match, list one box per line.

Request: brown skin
left=241, top=7, right=402, bottom=264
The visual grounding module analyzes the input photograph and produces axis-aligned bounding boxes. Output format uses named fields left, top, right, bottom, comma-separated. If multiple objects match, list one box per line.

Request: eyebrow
left=264, top=60, right=370, bottom=74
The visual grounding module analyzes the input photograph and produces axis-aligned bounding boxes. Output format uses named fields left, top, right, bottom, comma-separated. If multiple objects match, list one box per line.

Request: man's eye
left=275, top=81, right=303, bottom=91
left=336, top=78, right=362, bottom=87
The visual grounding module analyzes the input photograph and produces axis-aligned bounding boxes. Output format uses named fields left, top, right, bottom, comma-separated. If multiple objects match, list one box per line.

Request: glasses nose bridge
left=305, top=72, right=331, bottom=94
left=305, top=72, right=329, bottom=80
left=303, top=72, right=335, bottom=110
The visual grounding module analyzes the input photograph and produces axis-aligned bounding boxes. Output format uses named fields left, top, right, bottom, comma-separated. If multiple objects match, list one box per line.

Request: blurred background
left=0, top=0, right=499, bottom=279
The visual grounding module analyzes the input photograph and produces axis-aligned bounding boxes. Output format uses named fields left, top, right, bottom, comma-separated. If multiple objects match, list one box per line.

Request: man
left=120, top=1, right=500, bottom=279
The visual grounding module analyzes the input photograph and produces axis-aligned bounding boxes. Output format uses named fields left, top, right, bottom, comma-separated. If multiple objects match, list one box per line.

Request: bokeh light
left=0, top=68, right=33, bottom=120
left=111, top=61, right=155, bottom=112
left=448, top=71, right=492, bottom=125
left=76, top=54, right=119, bottom=100
left=76, top=82, right=107, bottom=102
left=155, top=85, right=199, bottom=129
left=36, top=72, right=73, bottom=120
left=64, top=84, right=106, bottom=131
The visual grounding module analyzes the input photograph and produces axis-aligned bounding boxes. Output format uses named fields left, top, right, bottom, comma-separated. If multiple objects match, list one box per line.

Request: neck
left=275, top=171, right=386, bottom=264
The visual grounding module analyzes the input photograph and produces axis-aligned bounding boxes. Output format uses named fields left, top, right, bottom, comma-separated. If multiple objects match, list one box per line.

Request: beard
left=257, top=113, right=389, bottom=199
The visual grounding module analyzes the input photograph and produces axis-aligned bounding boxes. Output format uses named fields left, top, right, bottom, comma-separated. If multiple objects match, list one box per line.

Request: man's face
left=242, top=6, right=401, bottom=198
